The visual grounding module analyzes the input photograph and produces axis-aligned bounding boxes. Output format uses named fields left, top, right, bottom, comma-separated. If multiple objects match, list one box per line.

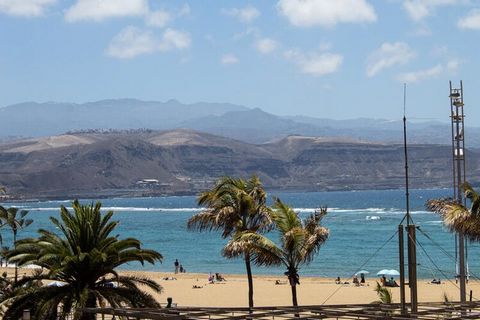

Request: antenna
left=399, top=83, right=417, bottom=313
left=403, top=83, right=410, bottom=226
left=449, top=80, right=467, bottom=302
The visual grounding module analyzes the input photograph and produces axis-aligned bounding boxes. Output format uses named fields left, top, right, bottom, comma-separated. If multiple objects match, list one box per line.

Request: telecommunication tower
left=449, top=80, right=467, bottom=303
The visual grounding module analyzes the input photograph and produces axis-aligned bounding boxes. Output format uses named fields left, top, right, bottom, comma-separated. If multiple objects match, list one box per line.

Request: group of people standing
left=174, top=259, right=186, bottom=274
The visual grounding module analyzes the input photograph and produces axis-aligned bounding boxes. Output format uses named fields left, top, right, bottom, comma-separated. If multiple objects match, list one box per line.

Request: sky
left=0, top=0, right=479, bottom=122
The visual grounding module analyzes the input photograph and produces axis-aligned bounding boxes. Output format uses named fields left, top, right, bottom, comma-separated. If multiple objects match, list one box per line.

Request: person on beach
left=174, top=259, right=179, bottom=274
left=381, top=275, right=387, bottom=286
left=166, top=297, right=173, bottom=308
left=335, top=276, right=341, bottom=284
left=179, top=265, right=184, bottom=273
left=208, top=273, right=214, bottom=283
left=386, top=277, right=399, bottom=287
left=352, top=275, right=359, bottom=286
left=360, top=273, right=365, bottom=284
left=215, top=273, right=226, bottom=281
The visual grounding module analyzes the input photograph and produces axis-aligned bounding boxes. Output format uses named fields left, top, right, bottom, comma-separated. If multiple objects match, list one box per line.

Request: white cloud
left=106, top=26, right=156, bottom=59
left=178, top=3, right=190, bottom=17
left=396, top=59, right=461, bottom=83
left=317, top=42, right=333, bottom=51
left=458, top=9, right=480, bottom=30
left=396, top=65, right=443, bottom=82
left=0, top=0, right=56, bottom=17
left=277, top=0, right=376, bottom=27
left=106, top=26, right=191, bottom=59
left=65, top=0, right=148, bottom=22
left=403, top=0, right=456, bottom=22
left=222, top=5, right=260, bottom=23
left=284, top=49, right=343, bottom=76
left=446, top=59, right=461, bottom=71
left=366, top=42, right=415, bottom=77
left=145, top=10, right=171, bottom=28
left=254, top=38, right=279, bottom=54
left=158, top=28, right=191, bottom=51
left=145, top=4, right=191, bottom=29
left=221, top=54, right=239, bottom=65
left=233, top=27, right=260, bottom=40
left=412, top=25, right=432, bottom=36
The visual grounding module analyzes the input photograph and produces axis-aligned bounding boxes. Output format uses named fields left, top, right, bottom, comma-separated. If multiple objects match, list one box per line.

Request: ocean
left=2, top=188, right=478, bottom=280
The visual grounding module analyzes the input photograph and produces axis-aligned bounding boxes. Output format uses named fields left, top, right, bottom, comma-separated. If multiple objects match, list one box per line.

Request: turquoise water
left=2, top=188, right=479, bottom=280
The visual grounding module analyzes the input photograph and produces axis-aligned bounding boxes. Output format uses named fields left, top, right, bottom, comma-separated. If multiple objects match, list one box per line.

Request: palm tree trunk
left=244, top=252, right=254, bottom=310
left=13, top=229, right=17, bottom=283
left=290, top=282, right=298, bottom=307
left=290, top=282, right=299, bottom=318
left=0, top=236, right=3, bottom=267
left=80, top=293, right=97, bottom=320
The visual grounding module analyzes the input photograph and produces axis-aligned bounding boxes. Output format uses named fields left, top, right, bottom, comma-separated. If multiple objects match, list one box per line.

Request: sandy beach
left=5, top=267, right=479, bottom=307
left=136, top=272, right=480, bottom=307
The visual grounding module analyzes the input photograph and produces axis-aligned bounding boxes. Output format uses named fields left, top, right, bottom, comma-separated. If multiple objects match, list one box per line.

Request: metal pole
left=403, top=83, right=417, bottom=313
left=450, top=81, right=457, bottom=201
left=403, top=84, right=411, bottom=227
left=454, top=81, right=466, bottom=303
left=398, top=224, right=406, bottom=313
left=407, top=225, right=418, bottom=313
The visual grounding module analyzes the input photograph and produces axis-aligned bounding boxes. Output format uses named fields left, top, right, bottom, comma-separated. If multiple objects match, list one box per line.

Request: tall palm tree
left=0, top=206, right=32, bottom=282
left=237, top=199, right=329, bottom=307
left=3, top=200, right=163, bottom=320
left=426, top=183, right=480, bottom=240
left=187, top=175, right=272, bottom=309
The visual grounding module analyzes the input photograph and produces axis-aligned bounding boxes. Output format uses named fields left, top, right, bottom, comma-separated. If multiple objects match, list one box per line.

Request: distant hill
left=0, top=99, right=247, bottom=138
left=0, top=129, right=478, bottom=199
left=1, top=99, right=479, bottom=147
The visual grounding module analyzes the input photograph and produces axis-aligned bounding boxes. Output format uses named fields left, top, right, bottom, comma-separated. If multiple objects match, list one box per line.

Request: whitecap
left=423, top=221, right=443, bottom=225
left=17, top=206, right=204, bottom=213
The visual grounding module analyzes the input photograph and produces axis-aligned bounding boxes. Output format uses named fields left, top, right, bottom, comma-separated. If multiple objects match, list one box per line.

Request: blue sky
left=0, top=0, right=479, bottom=122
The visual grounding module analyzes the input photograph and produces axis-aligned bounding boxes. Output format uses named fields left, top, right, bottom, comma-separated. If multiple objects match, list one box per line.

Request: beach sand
left=137, top=272, right=480, bottom=307
left=6, top=266, right=477, bottom=307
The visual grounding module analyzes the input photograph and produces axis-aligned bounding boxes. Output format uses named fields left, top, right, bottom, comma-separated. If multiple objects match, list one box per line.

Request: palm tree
left=3, top=200, right=163, bottom=320
left=426, top=183, right=480, bottom=240
left=373, top=282, right=392, bottom=304
left=0, top=206, right=32, bottom=282
left=187, top=175, right=272, bottom=309
left=237, top=199, right=329, bottom=307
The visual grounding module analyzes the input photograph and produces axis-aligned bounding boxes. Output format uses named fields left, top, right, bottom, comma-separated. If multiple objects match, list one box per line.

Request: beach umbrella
left=377, top=269, right=400, bottom=277
left=355, top=270, right=369, bottom=275
left=376, top=269, right=390, bottom=276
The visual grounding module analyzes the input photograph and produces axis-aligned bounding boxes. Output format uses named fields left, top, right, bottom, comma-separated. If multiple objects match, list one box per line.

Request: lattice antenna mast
left=449, top=80, right=467, bottom=303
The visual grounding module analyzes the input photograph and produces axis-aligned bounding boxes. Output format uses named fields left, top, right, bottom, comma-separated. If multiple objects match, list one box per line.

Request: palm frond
left=236, top=232, right=283, bottom=266
left=426, top=192, right=480, bottom=241
left=374, top=281, right=393, bottom=304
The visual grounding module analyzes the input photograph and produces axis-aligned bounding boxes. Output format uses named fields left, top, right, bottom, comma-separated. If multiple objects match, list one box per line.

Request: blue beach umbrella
left=355, top=270, right=369, bottom=275
left=377, top=269, right=400, bottom=277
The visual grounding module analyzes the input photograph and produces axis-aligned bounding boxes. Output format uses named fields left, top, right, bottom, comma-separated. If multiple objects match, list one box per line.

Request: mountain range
left=0, top=129, right=478, bottom=199
left=1, top=99, right=479, bottom=147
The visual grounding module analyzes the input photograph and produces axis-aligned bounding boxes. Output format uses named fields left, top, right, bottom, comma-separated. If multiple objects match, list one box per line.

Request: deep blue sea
left=2, top=188, right=479, bottom=280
